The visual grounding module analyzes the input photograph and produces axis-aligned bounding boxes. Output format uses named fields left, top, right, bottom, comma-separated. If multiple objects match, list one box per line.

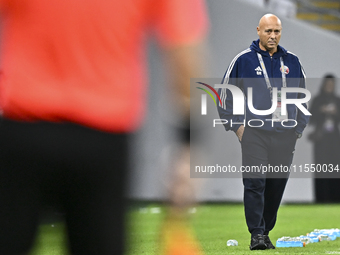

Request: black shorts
left=0, top=119, right=129, bottom=255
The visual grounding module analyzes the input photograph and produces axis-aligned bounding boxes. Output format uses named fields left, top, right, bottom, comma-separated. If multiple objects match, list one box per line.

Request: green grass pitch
left=31, top=203, right=340, bottom=254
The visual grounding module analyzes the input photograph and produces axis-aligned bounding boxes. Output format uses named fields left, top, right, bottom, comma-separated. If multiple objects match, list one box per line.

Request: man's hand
left=236, top=125, right=245, bottom=142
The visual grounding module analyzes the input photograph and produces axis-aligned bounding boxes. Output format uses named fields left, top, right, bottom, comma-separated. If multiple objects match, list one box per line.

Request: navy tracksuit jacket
left=217, top=39, right=309, bottom=134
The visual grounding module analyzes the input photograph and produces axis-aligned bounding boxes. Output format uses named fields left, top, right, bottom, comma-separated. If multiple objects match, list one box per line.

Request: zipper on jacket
left=270, top=57, right=273, bottom=77
left=270, top=57, right=273, bottom=84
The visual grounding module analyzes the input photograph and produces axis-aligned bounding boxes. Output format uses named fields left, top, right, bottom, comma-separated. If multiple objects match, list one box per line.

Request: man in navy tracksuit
left=217, top=14, right=309, bottom=250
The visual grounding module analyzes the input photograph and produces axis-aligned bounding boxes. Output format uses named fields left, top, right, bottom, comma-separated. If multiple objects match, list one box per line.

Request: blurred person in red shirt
left=0, top=0, right=208, bottom=254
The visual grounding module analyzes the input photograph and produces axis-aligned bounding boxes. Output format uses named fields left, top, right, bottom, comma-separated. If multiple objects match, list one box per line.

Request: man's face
left=324, top=79, right=335, bottom=94
left=257, top=17, right=282, bottom=53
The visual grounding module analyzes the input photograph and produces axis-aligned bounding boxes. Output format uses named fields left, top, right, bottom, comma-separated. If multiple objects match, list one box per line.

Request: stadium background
left=128, top=0, right=340, bottom=203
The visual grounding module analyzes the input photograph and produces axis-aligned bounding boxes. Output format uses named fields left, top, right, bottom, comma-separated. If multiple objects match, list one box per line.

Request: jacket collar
left=250, top=39, right=287, bottom=58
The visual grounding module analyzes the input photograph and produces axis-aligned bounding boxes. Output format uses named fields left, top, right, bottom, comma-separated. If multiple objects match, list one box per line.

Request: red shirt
left=0, top=0, right=208, bottom=132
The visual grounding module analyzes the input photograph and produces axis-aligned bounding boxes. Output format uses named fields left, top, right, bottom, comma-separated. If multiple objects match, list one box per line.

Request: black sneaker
left=250, top=234, right=267, bottom=250
left=263, top=235, right=275, bottom=249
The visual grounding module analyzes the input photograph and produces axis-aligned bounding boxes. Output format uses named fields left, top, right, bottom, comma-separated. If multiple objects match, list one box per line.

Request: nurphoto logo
left=196, top=82, right=312, bottom=128
left=196, top=82, right=222, bottom=115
